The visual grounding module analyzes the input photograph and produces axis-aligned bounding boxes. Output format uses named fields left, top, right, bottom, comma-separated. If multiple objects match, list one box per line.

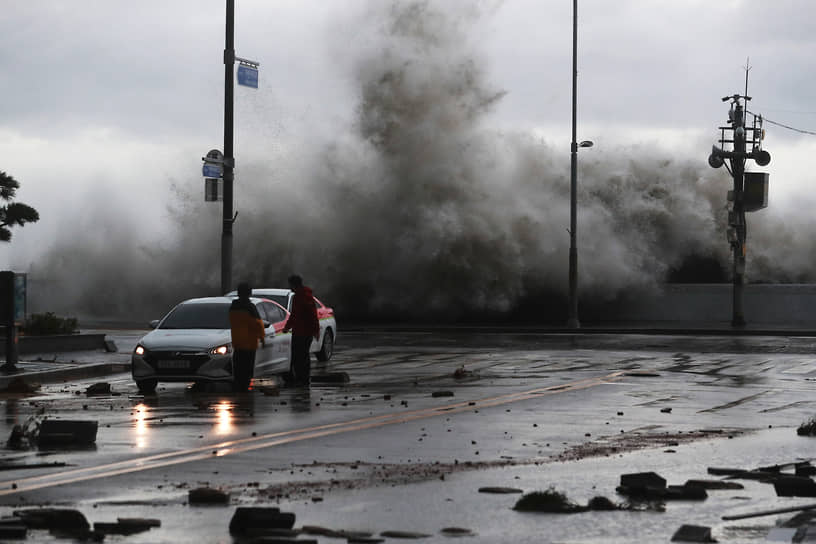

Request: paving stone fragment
left=620, top=471, right=666, bottom=490
left=93, top=521, right=152, bottom=535
left=670, top=524, right=716, bottom=542
left=478, top=486, right=523, bottom=494
left=85, top=382, right=111, bottom=396
left=797, top=463, right=816, bottom=477
left=37, top=419, right=98, bottom=446
left=188, top=487, right=230, bottom=504
left=684, top=479, right=744, bottom=490
left=229, top=507, right=295, bottom=535
left=665, top=485, right=708, bottom=501
left=13, top=508, right=90, bottom=531
left=587, top=496, right=619, bottom=510
left=380, top=530, right=432, bottom=538
left=774, top=476, right=816, bottom=497
left=440, top=527, right=474, bottom=536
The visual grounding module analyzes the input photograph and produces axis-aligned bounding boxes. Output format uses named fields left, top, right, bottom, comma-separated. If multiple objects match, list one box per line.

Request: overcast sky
left=2, top=0, right=815, bottom=271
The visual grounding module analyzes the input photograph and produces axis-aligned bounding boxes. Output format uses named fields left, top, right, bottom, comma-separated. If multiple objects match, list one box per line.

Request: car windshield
left=260, top=294, right=288, bottom=308
left=159, top=302, right=230, bottom=329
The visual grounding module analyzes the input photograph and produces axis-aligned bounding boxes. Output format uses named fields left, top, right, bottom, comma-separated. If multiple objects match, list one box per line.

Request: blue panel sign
left=237, top=65, right=258, bottom=88
left=203, top=164, right=222, bottom=178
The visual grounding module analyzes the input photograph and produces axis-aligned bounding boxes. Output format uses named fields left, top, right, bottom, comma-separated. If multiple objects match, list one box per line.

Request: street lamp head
left=579, top=140, right=594, bottom=148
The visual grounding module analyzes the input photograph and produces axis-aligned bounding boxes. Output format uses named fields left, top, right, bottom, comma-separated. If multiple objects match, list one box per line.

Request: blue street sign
left=237, top=64, right=258, bottom=88
left=203, top=164, right=222, bottom=178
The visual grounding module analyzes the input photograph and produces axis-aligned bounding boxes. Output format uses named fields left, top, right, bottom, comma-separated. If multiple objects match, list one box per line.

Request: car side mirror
left=149, top=320, right=160, bottom=329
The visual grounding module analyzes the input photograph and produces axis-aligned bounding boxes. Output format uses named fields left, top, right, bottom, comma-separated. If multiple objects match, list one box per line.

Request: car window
left=262, top=301, right=286, bottom=324
left=159, top=302, right=230, bottom=329
left=254, top=303, right=268, bottom=322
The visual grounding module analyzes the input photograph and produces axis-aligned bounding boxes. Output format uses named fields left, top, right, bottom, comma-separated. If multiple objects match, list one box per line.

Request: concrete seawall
left=608, top=284, right=816, bottom=326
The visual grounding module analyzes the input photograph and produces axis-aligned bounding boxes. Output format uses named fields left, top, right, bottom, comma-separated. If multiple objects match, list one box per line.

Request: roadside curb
left=0, top=363, right=130, bottom=390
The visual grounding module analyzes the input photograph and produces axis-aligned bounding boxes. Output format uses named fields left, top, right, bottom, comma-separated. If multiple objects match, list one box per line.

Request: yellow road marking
left=0, top=371, right=625, bottom=496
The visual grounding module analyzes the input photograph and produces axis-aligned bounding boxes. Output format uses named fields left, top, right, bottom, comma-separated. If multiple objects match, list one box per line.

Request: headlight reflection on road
left=215, top=401, right=233, bottom=436
left=133, top=403, right=149, bottom=449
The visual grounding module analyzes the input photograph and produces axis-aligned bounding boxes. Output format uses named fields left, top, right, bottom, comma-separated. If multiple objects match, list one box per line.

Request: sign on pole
left=237, top=64, right=258, bottom=88
left=203, top=164, right=223, bottom=178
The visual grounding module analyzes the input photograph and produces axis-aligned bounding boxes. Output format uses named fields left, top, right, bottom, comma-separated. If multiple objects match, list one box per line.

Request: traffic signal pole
left=708, top=88, right=771, bottom=328
left=222, top=0, right=235, bottom=295
left=730, top=100, right=747, bottom=327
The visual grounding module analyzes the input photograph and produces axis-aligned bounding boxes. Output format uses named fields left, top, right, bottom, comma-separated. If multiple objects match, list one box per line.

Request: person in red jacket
left=229, top=282, right=265, bottom=392
left=282, top=274, right=320, bottom=386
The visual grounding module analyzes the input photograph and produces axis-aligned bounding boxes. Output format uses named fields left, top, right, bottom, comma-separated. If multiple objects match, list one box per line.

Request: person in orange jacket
left=282, top=274, right=320, bottom=386
left=229, top=282, right=265, bottom=391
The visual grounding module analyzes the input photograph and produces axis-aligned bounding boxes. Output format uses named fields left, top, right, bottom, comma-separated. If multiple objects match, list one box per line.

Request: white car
left=224, top=287, right=337, bottom=362
left=131, top=296, right=291, bottom=394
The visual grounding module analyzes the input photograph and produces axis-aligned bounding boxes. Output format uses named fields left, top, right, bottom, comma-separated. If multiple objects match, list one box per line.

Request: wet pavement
left=0, top=330, right=815, bottom=542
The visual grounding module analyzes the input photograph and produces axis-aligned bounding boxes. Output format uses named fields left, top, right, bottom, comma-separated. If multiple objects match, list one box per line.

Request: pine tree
left=0, top=171, right=39, bottom=242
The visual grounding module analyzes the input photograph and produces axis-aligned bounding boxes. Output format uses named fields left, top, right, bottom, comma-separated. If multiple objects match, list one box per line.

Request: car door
left=251, top=302, right=277, bottom=375
left=260, top=301, right=291, bottom=372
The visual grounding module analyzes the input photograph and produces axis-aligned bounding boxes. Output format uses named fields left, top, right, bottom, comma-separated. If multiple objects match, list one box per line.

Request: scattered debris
left=228, top=507, right=295, bottom=535
left=188, top=487, right=229, bottom=505
left=440, top=527, right=475, bottom=537
left=797, top=417, right=816, bottom=436
left=684, top=480, right=743, bottom=490
left=380, top=530, right=432, bottom=538
left=670, top=524, right=717, bottom=542
left=661, top=407, right=673, bottom=413
left=453, top=366, right=476, bottom=380
left=513, top=488, right=585, bottom=513
left=93, top=517, right=159, bottom=535
left=478, top=486, right=523, bottom=494
left=85, top=382, right=110, bottom=396
left=431, top=391, right=454, bottom=398
left=774, top=476, right=816, bottom=497
left=37, top=419, right=97, bottom=447
left=722, top=502, right=816, bottom=521
left=13, top=508, right=90, bottom=532
left=587, top=496, right=619, bottom=511
left=617, top=472, right=707, bottom=501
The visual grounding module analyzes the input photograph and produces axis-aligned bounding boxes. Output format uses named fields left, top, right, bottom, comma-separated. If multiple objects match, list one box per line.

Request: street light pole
left=566, top=0, right=580, bottom=329
left=221, top=0, right=235, bottom=295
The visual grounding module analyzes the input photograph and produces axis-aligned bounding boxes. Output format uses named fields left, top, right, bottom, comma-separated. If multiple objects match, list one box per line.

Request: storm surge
left=27, top=1, right=803, bottom=323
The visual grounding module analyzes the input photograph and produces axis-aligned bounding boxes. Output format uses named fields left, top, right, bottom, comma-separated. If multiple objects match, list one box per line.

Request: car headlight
left=209, top=343, right=232, bottom=356
left=134, top=345, right=146, bottom=356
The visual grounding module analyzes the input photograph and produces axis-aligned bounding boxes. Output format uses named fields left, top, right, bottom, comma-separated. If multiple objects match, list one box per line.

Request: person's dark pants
left=233, top=349, right=256, bottom=391
left=290, top=336, right=313, bottom=386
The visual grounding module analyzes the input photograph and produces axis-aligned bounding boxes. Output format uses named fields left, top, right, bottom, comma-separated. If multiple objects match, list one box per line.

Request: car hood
left=139, top=329, right=231, bottom=351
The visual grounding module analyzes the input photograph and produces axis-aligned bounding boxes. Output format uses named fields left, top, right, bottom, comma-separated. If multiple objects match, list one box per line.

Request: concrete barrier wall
left=609, top=284, right=816, bottom=326
left=17, top=334, right=108, bottom=355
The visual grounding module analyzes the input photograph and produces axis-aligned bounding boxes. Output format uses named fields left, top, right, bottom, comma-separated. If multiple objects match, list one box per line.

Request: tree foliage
left=0, top=171, right=39, bottom=242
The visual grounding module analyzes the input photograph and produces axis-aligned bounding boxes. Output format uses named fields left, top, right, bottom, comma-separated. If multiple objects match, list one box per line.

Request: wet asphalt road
left=1, top=331, right=816, bottom=542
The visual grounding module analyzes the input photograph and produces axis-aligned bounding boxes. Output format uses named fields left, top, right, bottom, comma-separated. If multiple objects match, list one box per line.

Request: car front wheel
left=316, top=330, right=334, bottom=362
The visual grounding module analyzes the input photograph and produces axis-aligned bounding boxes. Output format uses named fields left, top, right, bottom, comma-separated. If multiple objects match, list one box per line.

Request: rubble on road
left=228, top=506, right=296, bottom=536
left=671, top=524, right=716, bottom=542
left=85, top=382, right=111, bottom=396
left=36, top=419, right=97, bottom=447
left=188, top=487, right=229, bottom=505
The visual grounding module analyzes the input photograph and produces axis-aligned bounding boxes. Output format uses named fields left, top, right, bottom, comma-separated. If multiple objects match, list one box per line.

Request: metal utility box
left=205, top=178, right=222, bottom=202
left=744, top=172, right=769, bottom=212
